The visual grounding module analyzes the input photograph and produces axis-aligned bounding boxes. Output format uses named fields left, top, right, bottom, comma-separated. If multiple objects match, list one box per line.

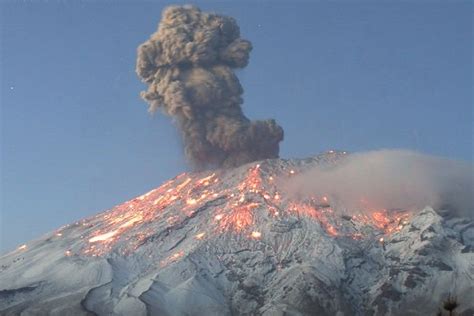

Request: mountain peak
left=1, top=153, right=473, bottom=315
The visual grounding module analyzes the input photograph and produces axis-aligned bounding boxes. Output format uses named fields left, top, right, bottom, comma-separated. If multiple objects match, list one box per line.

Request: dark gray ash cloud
left=136, top=5, right=284, bottom=169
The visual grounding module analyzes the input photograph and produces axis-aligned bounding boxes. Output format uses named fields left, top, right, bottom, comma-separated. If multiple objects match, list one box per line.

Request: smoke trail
left=136, top=5, right=284, bottom=169
left=284, top=150, right=473, bottom=218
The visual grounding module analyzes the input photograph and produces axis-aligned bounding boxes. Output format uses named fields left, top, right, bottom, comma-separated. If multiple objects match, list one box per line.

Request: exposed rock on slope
left=1, top=153, right=473, bottom=315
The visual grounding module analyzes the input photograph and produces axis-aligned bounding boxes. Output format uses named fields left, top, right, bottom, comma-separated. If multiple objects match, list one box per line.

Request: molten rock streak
left=136, top=6, right=284, bottom=169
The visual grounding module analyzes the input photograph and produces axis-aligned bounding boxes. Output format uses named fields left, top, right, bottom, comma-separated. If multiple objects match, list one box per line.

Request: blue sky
left=1, top=1, right=472, bottom=253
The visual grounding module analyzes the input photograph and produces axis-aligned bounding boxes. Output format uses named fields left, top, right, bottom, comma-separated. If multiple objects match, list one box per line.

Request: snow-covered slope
left=1, top=153, right=473, bottom=315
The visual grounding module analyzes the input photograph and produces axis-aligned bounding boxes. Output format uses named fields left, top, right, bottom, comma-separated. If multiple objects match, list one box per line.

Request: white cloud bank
left=284, top=149, right=473, bottom=218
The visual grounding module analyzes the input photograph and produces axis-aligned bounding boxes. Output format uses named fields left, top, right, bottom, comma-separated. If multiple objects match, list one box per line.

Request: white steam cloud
left=284, top=150, right=473, bottom=218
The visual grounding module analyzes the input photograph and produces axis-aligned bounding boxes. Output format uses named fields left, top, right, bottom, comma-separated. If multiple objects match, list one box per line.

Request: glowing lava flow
left=216, top=202, right=259, bottom=232
left=89, top=231, right=118, bottom=243
left=72, top=161, right=410, bottom=257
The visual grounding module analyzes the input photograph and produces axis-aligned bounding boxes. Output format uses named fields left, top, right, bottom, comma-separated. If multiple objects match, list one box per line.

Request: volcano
left=1, top=152, right=473, bottom=315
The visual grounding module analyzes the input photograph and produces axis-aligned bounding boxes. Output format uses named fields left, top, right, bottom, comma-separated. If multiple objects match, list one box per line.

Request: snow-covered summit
left=1, top=152, right=473, bottom=315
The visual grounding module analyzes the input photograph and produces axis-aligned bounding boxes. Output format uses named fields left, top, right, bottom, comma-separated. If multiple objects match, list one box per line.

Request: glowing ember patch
left=215, top=214, right=224, bottom=221
left=65, top=250, right=72, bottom=256
left=269, top=176, right=274, bottom=181
left=263, top=194, right=271, bottom=200
left=89, top=230, right=118, bottom=243
left=326, top=225, right=338, bottom=236
left=170, top=252, right=183, bottom=260
left=56, top=233, right=62, bottom=237
left=186, top=198, right=197, bottom=205
left=274, top=194, right=280, bottom=200
left=290, top=170, right=295, bottom=175
left=167, top=216, right=179, bottom=225
left=322, top=196, right=328, bottom=202
left=218, top=203, right=259, bottom=231
left=371, top=211, right=391, bottom=229
left=153, top=196, right=164, bottom=205
left=175, top=178, right=192, bottom=191
left=119, top=215, right=143, bottom=229
left=195, top=232, right=205, bottom=239
left=379, top=237, right=384, bottom=243
left=251, top=231, right=261, bottom=239
left=161, top=251, right=185, bottom=267
left=18, top=244, right=27, bottom=251
left=197, top=173, right=216, bottom=185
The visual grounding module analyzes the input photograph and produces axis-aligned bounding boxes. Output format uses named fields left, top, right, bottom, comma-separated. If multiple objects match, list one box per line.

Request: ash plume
left=136, top=5, right=284, bottom=169
left=284, top=150, right=473, bottom=218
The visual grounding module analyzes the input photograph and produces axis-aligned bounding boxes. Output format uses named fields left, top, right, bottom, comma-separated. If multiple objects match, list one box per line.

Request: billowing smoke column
left=136, top=5, right=284, bottom=169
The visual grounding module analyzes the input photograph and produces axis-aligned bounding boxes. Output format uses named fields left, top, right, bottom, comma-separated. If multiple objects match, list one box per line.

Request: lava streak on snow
left=66, top=161, right=410, bottom=257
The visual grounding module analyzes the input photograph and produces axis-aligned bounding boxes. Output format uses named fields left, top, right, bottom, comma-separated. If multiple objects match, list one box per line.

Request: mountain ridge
left=1, top=152, right=473, bottom=315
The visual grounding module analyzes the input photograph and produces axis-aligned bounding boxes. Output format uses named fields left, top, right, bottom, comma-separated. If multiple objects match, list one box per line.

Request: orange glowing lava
left=217, top=202, right=259, bottom=232
left=89, top=230, right=118, bottom=243
left=73, top=162, right=411, bottom=257
left=251, top=231, right=262, bottom=239
left=195, top=232, right=206, bottom=240
left=161, top=251, right=185, bottom=267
